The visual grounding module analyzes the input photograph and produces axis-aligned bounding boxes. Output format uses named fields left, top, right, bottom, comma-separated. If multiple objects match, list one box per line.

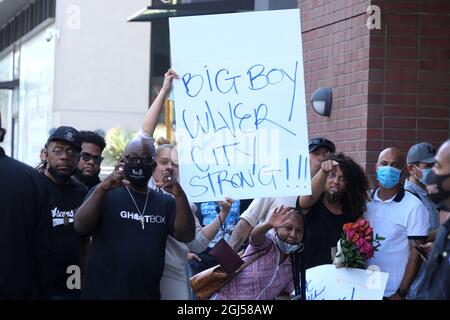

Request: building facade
left=0, top=0, right=151, bottom=166
left=1, top=0, right=449, bottom=183
left=299, top=0, right=450, bottom=183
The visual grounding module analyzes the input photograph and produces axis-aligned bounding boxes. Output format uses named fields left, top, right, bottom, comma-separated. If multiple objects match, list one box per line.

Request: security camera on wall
left=45, top=28, right=59, bottom=42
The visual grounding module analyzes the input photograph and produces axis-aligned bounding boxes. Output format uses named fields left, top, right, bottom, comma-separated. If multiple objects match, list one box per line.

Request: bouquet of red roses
left=333, top=219, right=384, bottom=269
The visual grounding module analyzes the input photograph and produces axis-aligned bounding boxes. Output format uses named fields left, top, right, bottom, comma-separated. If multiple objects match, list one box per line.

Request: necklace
left=125, top=186, right=149, bottom=230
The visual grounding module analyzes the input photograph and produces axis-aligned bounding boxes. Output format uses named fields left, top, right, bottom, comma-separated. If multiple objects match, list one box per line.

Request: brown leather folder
left=209, top=238, right=244, bottom=274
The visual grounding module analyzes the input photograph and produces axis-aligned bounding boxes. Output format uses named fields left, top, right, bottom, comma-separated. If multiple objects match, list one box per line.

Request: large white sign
left=170, top=9, right=310, bottom=202
left=306, top=265, right=389, bottom=300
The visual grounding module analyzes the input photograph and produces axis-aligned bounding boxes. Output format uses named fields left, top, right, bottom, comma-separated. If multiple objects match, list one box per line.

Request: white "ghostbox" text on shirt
left=120, top=211, right=166, bottom=224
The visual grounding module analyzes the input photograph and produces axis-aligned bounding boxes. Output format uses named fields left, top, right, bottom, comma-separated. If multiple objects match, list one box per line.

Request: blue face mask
left=274, top=234, right=304, bottom=254
left=377, top=166, right=402, bottom=189
left=416, top=166, right=432, bottom=184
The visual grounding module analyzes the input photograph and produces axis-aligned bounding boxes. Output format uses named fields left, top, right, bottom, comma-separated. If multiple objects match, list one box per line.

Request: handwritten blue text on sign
left=170, top=10, right=310, bottom=202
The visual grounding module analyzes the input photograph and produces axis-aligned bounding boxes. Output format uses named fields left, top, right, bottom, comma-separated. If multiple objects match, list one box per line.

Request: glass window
left=0, top=51, right=14, bottom=155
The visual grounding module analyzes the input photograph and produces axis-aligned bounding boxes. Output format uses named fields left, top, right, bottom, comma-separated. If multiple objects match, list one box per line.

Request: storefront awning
left=0, top=80, right=19, bottom=90
left=128, top=0, right=254, bottom=22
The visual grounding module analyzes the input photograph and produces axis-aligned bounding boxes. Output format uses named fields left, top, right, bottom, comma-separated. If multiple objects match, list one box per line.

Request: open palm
left=269, top=206, right=295, bottom=228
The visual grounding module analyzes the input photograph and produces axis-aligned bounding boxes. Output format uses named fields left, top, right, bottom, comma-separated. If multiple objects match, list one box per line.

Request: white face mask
left=274, top=234, right=304, bottom=254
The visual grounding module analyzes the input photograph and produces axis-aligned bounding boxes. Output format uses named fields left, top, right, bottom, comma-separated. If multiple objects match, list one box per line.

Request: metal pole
left=165, top=99, right=173, bottom=143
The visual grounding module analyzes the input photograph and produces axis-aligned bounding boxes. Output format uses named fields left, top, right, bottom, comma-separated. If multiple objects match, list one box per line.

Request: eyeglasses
left=123, top=156, right=154, bottom=165
left=81, top=152, right=103, bottom=164
left=51, top=147, right=79, bottom=158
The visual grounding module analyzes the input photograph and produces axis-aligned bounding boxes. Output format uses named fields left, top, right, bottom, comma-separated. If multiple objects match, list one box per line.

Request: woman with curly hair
left=297, top=153, right=369, bottom=269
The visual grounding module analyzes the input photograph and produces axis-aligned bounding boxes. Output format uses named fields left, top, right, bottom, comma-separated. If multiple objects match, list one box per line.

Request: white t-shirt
left=240, top=196, right=298, bottom=227
left=364, top=188, right=429, bottom=297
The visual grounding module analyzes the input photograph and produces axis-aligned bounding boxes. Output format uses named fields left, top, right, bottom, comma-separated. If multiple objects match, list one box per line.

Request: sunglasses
left=123, top=155, right=154, bottom=165
left=81, top=152, right=103, bottom=164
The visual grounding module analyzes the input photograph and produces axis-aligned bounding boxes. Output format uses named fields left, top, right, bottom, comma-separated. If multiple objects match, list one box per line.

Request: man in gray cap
left=406, top=142, right=439, bottom=230
left=405, top=142, right=439, bottom=299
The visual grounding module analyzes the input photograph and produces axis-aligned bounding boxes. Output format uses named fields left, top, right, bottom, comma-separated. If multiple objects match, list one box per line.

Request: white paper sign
left=169, top=9, right=310, bottom=202
left=306, top=264, right=389, bottom=300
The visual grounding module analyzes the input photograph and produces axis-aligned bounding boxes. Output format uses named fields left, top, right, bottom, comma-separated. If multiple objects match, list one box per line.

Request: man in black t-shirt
left=74, top=136, right=195, bottom=299
left=0, top=115, right=53, bottom=299
left=298, top=153, right=370, bottom=269
left=416, top=140, right=450, bottom=299
left=41, top=126, right=89, bottom=299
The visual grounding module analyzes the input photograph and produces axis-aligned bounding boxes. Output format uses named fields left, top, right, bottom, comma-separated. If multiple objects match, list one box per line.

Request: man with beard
left=73, top=130, right=106, bottom=189
left=298, top=153, right=370, bottom=269
left=0, top=114, right=53, bottom=299
left=365, top=147, right=429, bottom=299
left=74, top=136, right=195, bottom=299
left=42, top=126, right=89, bottom=299
left=416, top=139, right=450, bottom=299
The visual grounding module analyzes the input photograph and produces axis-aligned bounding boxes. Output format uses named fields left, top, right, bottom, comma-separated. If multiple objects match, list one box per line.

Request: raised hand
left=155, top=168, right=172, bottom=188
left=321, top=160, right=339, bottom=174
left=162, top=68, right=179, bottom=93
left=268, top=206, right=296, bottom=229
left=218, top=197, right=234, bottom=218
left=99, top=162, right=129, bottom=191
left=162, top=174, right=183, bottom=197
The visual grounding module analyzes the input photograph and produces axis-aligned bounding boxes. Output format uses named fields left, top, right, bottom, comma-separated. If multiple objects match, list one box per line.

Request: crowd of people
left=0, top=69, right=449, bottom=300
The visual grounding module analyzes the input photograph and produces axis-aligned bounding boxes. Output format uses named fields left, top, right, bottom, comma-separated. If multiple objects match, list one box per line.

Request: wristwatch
left=396, top=288, right=407, bottom=298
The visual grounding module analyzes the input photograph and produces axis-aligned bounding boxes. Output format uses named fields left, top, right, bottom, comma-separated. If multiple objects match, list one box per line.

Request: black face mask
left=47, top=166, right=72, bottom=184
left=324, top=191, right=343, bottom=204
left=426, top=170, right=450, bottom=206
left=124, top=162, right=154, bottom=187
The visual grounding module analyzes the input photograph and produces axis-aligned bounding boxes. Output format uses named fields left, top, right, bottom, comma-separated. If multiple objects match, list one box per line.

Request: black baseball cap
left=47, top=126, right=82, bottom=152
left=309, top=137, right=336, bottom=153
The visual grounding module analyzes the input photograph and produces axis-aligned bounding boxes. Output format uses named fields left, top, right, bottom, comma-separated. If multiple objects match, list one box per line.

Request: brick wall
left=299, top=0, right=450, bottom=186
left=298, top=0, right=371, bottom=165
left=367, top=0, right=450, bottom=180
